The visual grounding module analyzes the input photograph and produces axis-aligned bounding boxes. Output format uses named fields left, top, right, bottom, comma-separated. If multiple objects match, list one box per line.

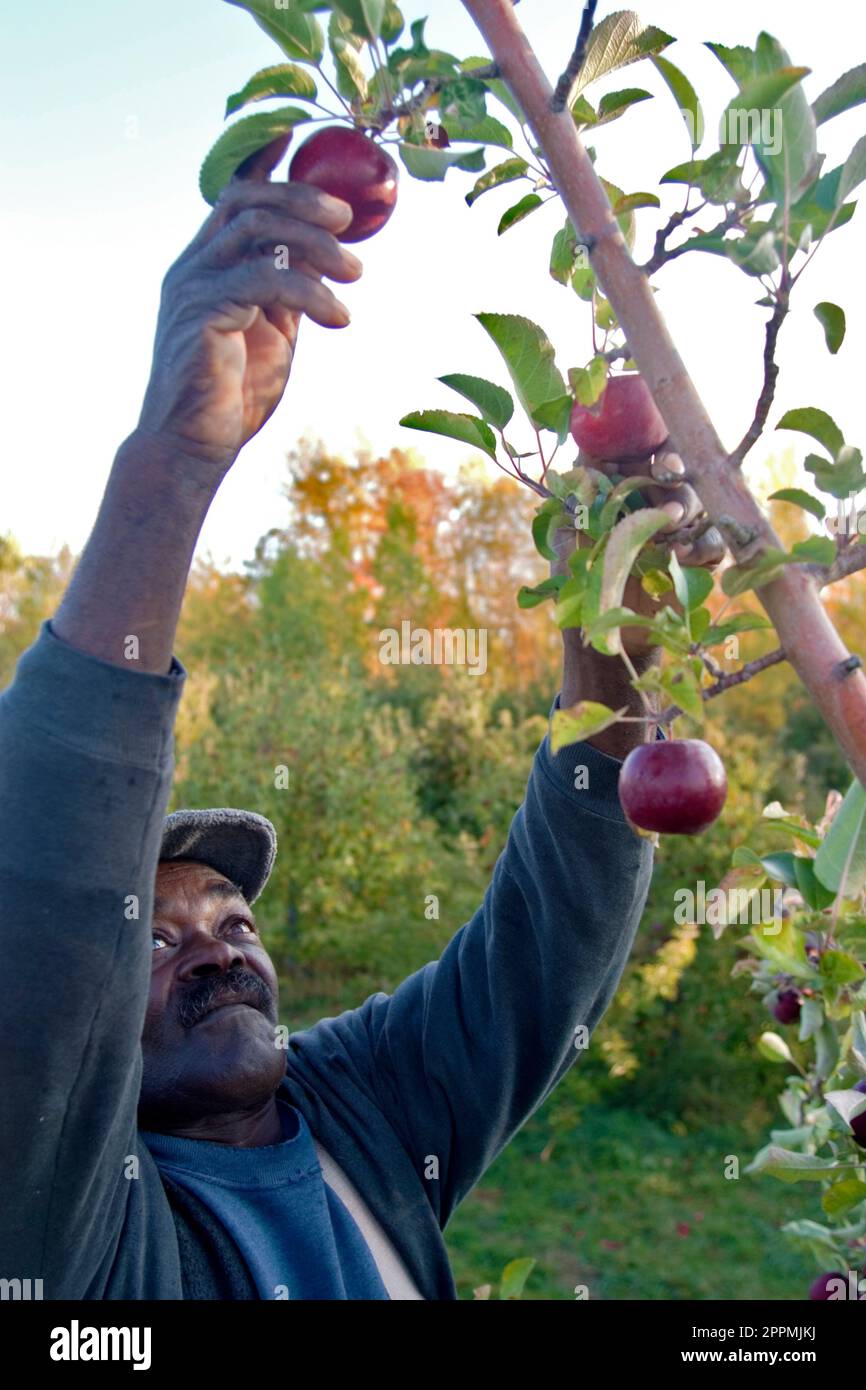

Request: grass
left=444, top=1102, right=816, bottom=1301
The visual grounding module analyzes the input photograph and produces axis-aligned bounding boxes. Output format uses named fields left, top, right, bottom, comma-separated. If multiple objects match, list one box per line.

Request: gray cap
left=160, top=809, right=277, bottom=905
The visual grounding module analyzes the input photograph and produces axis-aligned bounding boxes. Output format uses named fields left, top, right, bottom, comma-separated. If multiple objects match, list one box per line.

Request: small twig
left=729, top=292, right=789, bottom=468
left=809, top=541, right=866, bottom=588
left=640, top=203, right=747, bottom=277
left=549, top=1, right=598, bottom=114
left=642, top=198, right=707, bottom=276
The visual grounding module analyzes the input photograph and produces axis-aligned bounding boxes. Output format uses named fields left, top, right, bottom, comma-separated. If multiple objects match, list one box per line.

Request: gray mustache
left=178, top=968, right=274, bottom=1030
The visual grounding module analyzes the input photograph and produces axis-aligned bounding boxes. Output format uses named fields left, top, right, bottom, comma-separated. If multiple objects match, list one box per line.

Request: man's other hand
left=136, top=134, right=362, bottom=473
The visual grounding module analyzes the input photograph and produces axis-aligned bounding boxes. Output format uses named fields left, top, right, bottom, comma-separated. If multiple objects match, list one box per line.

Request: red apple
left=570, top=374, right=669, bottom=462
left=426, top=121, right=450, bottom=148
left=773, top=989, right=801, bottom=1025
left=809, top=1270, right=853, bottom=1300
left=851, top=1078, right=866, bottom=1148
left=289, top=127, right=398, bottom=243
left=618, top=739, right=727, bottom=835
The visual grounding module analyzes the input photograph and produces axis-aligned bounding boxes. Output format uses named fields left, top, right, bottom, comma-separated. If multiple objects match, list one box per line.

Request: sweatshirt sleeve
left=291, top=699, right=654, bottom=1227
left=0, top=620, right=185, bottom=1296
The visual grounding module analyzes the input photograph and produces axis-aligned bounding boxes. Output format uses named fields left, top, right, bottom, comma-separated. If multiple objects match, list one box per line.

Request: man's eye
left=151, top=934, right=170, bottom=951
left=229, top=919, right=255, bottom=936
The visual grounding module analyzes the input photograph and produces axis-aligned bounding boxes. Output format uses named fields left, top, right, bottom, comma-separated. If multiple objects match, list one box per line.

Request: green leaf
left=825, top=1088, right=866, bottom=1128
left=640, top=567, right=674, bottom=598
left=595, top=87, right=653, bottom=125
left=768, top=488, right=826, bottom=521
left=598, top=509, right=671, bottom=655
left=437, top=374, right=513, bottom=429
left=498, top=193, right=544, bottom=234
left=517, top=576, right=567, bottom=609
left=750, top=35, right=819, bottom=204
left=745, top=1146, right=845, bottom=1181
left=720, top=548, right=793, bottom=597
left=838, top=133, right=866, bottom=204
left=499, top=1257, right=537, bottom=1301
left=702, top=612, right=773, bottom=644
left=805, top=447, right=865, bottom=499
left=599, top=177, right=636, bottom=248
left=569, top=355, right=608, bottom=406
left=794, top=855, right=838, bottom=911
left=572, top=11, right=674, bottom=98
left=461, top=56, right=524, bottom=123
left=438, top=75, right=488, bottom=128
left=571, top=266, right=596, bottom=300
left=813, top=63, right=866, bottom=125
left=851, top=1011, right=866, bottom=1077
left=668, top=553, right=714, bottom=610
left=465, top=157, right=528, bottom=207
left=661, top=150, right=752, bottom=206
left=199, top=106, right=315, bottom=204
left=758, top=1031, right=794, bottom=1064
left=550, top=219, right=581, bottom=285
left=746, top=916, right=812, bottom=979
left=599, top=475, right=655, bottom=531
left=692, top=611, right=712, bottom=645
left=790, top=536, right=836, bottom=565
left=225, top=63, right=318, bottom=117
left=476, top=314, right=567, bottom=420
left=398, top=143, right=485, bottom=181
left=532, top=499, right=570, bottom=563
left=380, top=2, right=404, bottom=44
left=329, top=12, right=369, bottom=102
left=532, top=395, right=573, bottom=442
left=659, top=663, right=705, bottom=720
left=332, top=0, right=384, bottom=39
left=776, top=407, right=845, bottom=459
left=820, top=949, right=865, bottom=990
left=652, top=54, right=703, bottom=147
left=225, top=0, right=325, bottom=63
left=727, top=230, right=780, bottom=277
left=814, top=303, right=846, bottom=355
left=705, top=42, right=755, bottom=87
left=398, top=409, right=498, bottom=460
left=550, top=702, right=626, bottom=752
left=822, top=1179, right=866, bottom=1217
left=613, top=191, right=661, bottom=214
left=815, top=780, right=866, bottom=896
left=760, top=851, right=800, bottom=887
left=445, top=115, right=514, bottom=150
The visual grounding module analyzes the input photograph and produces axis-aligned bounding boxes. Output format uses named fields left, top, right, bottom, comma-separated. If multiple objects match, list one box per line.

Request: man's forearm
left=561, top=633, right=661, bottom=760
left=53, top=430, right=224, bottom=674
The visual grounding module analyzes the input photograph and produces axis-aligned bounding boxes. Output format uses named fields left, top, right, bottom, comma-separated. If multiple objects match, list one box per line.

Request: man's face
left=138, top=859, right=284, bottom=1133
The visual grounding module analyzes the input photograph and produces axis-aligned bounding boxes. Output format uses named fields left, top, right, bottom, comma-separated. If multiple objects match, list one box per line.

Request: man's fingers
left=676, top=525, right=726, bottom=567
left=180, top=180, right=354, bottom=264
left=206, top=258, right=351, bottom=330
left=199, top=208, right=362, bottom=283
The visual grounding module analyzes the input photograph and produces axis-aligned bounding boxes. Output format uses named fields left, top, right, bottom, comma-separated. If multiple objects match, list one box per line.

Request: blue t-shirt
left=142, top=1099, right=389, bottom=1300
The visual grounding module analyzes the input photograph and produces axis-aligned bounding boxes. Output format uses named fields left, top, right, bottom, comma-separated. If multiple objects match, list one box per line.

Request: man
left=0, top=154, right=719, bottom=1300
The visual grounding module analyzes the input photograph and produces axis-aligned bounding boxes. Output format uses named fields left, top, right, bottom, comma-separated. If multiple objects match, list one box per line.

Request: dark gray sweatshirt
left=0, top=619, right=653, bottom=1299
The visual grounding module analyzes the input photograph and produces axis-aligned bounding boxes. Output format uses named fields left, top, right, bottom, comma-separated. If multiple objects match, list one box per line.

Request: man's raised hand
left=136, top=135, right=362, bottom=473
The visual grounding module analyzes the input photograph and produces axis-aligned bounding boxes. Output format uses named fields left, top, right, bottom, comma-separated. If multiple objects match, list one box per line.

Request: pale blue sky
left=3, top=1, right=865, bottom=567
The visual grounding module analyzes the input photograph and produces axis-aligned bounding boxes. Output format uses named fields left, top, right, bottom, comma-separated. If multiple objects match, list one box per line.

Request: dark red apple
left=618, top=739, right=727, bottom=835
left=426, top=121, right=450, bottom=148
left=773, top=989, right=801, bottom=1025
left=851, top=1078, right=866, bottom=1148
left=570, top=374, right=669, bottom=462
left=289, top=127, right=398, bottom=243
left=809, top=1270, right=851, bottom=1300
